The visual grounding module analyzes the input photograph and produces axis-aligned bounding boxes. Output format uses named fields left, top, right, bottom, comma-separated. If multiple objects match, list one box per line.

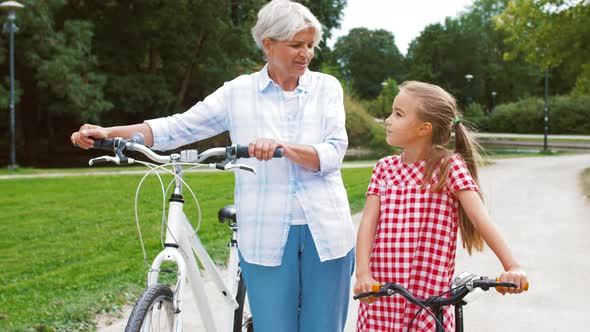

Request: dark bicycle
left=354, top=272, right=529, bottom=332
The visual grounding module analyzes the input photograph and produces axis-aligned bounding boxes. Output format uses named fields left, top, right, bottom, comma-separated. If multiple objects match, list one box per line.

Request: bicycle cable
left=133, top=160, right=167, bottom=268
left=406, top=285, right=463, bottom=332
left=132, top=161, right=206, bottom=268
left=158, top=165, right=206, bottom=264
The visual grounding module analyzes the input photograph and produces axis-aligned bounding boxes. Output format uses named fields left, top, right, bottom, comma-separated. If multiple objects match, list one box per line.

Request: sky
left=328, top=0, right=475, bottom=55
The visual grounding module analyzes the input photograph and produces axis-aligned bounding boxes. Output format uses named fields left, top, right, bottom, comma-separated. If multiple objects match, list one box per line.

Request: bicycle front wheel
left=125, top=284, right=176, bottom=332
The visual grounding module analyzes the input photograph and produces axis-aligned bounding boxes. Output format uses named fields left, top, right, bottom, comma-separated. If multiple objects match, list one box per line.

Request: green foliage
left=333, top=28, right=404, bottom=99
left=405, top=0, right=550, bottom=109
left=344, top=94, right=395, bottom=156
left=366, top=78, right=399, bottom=119
left=495, top=0, right=590, bottom=69
left=463, top=102, right=485, bottom=118
left=495, top=0, right=589, bottom=94
left=29, top=19, right=113, bottom=122
left=488, top=98, right=543, bottom=133
left=550, top=95, right=590, bottom=134
left=0, top=0, right=348, bottom=167
left=299, top=0, right=347, bottom=70
left=488, top=95, right=590, bottom=134
left=462, top=102, right=490, bottom=132
left=573, top=63, right=590, bottom=96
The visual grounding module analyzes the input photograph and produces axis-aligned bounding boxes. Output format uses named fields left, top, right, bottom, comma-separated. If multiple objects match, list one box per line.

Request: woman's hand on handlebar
left=71, top=124, right=109, bottom=149
left=248, top=138, right=285, bottom=161
left=353, top=273, right=379, bottom=304
left=497, top=267, right=528, bottom=295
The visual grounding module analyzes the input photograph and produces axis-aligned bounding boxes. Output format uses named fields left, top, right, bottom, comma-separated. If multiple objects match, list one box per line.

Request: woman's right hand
left=353, top=273, right=379, bottom=304
left=70, top=124, right=109, bottom=149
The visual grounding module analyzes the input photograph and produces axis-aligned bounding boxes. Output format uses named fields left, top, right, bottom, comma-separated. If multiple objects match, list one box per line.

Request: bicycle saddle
left=218, top=205, right=237, bottom=224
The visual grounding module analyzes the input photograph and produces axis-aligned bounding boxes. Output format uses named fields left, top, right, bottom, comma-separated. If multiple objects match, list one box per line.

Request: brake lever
left=224, top=162, right=256, bottom=174
left=89, top=156, right=120, bottom=166
left=215, top=157, right=257, bottom=174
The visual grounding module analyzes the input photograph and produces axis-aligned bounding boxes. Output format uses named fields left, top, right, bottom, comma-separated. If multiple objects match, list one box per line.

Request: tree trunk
left=177, top=31, right=209, bottom=106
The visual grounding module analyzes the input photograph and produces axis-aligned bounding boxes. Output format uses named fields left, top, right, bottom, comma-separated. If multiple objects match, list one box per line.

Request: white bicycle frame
left=144, top=167, right=241, bottom=332
left=146, top=198, right=240, bottom=332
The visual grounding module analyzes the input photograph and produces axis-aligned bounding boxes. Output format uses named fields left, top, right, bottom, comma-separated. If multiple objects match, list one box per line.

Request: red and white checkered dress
left=357, top=153, right=479, bottom=332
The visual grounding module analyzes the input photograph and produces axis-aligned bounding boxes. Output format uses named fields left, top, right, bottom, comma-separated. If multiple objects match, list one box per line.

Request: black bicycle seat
left=218, top=205, right=237, bottom=224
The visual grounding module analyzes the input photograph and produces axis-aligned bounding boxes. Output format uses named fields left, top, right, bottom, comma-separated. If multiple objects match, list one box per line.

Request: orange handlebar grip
left=496, top=277, right=529, bottom=291
left=364, top=284, right=383, bottom=304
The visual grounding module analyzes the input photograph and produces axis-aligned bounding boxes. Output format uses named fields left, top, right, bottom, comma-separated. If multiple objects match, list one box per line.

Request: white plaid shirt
left=145, top=65, right=355, bottom=266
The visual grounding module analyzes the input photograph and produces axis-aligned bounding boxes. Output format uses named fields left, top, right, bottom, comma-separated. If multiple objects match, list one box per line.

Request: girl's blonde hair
left=399, top=81, right=484, bottom=255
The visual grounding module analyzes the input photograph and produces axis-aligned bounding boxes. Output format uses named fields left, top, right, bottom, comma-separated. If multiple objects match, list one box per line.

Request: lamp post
left=465, top=74, right=473, bottom=105
left=1, top=1, right=23, bottom=170
left=491, top=91, right=497, bottom=113
left=543, top=69, right=549, bottom=152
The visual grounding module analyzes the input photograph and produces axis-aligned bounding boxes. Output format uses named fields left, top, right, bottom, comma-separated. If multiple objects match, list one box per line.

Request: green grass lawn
left=0, top=167, right=373, bottom=331
left=0, top=165, right=146, bottom=176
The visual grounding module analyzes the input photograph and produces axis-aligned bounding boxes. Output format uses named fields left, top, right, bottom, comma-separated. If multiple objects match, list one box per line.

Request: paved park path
left=93, top=154, right=590, bottom=331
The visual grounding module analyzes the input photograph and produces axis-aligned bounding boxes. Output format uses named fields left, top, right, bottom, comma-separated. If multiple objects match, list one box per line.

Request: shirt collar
left=257, top=63, right=312, bottom=93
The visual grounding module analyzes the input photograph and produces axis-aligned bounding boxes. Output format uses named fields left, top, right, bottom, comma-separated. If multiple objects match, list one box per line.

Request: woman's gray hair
left=252, top=0, right=323, bottom=49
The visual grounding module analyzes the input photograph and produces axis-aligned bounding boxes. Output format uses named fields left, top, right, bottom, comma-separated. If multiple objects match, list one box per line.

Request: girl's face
left=385, top=92, right=425, bottom=147
left=264, top=28, right=315, bottom=83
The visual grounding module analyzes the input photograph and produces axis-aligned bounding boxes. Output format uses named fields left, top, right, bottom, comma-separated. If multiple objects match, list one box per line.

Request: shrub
left=344, top=95, right=396, bottom=156
left=487, top=95, right=590, bottom=134
left=462, top=103, right=490, bottom=132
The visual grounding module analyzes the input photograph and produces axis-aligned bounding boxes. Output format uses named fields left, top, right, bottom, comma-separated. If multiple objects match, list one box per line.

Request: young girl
left=354, top=81, right=528, bottom=331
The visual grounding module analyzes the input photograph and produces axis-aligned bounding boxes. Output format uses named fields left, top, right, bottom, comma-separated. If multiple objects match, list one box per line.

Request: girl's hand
left=71, top=124, right=109, bottom=149
left=353, top=273, right=379, bottom=304
left=248, top=138, right=285, bottom=161
left=497, top=267, right=528, bottom=295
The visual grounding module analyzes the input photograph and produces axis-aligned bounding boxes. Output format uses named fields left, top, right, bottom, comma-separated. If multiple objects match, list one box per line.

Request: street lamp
left=543, top=69, right=549, bottom=152
left=491, top=91, right=497, bottom=113
left=1, top=1, right=24, bottom=170
left=464, top=74, right=473, bottom=105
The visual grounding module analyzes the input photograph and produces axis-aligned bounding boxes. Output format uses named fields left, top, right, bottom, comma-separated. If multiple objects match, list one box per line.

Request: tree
left=495, top=0, right=589, bottom=94
left=333, top=28, right=404, bottom=99
left=298, top=0, right=347, bottom=70
left=0, top=0, right=348, bottom=166
left=0, top=0, right=113, bottom=164
left=405, top=0, right=556, bottom=109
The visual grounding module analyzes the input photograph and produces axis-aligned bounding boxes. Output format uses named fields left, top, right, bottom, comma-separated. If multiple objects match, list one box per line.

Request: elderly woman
left=71, top=0, right=354, bottom=330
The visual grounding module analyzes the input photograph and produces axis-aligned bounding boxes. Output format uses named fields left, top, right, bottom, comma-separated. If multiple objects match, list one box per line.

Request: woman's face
left=264, top=28, right=315, bottom=82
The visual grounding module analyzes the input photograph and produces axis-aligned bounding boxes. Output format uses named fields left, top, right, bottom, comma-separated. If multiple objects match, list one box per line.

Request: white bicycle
left=87, top=133, right=282, bottom=332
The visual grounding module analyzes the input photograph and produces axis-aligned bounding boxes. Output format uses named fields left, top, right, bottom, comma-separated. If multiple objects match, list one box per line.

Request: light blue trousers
left=239, top=225, right=354, bottom=332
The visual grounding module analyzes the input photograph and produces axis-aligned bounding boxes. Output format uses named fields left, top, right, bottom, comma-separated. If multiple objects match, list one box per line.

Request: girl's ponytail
left=453, top=121, right=484, bottom=255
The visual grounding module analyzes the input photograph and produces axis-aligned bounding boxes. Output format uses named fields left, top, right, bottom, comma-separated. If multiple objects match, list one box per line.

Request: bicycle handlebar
left=88, top=135, right=284, bottom=169
left=354, top=275, right=529, bottom=308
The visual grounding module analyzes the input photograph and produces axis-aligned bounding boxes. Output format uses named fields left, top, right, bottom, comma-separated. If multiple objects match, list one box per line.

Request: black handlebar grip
left=274, top=148, right=284, bottom=158
left=236, top=146, right=251, bottom=158
left=92, top=138, right=116, bottom=151
left=235, top=145, right=284, bottom=158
